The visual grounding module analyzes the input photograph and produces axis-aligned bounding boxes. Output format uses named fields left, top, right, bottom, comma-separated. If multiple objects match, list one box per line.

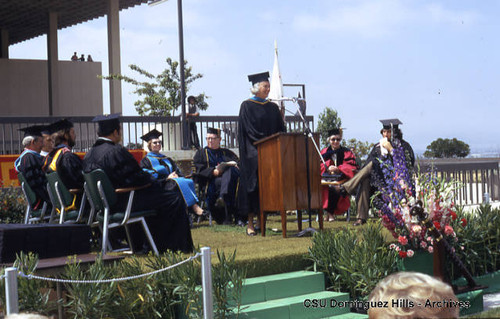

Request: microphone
left=271, top=97, right=306, bottom=103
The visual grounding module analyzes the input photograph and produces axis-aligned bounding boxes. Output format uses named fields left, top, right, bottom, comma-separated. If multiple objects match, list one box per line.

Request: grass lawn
left=188, top=212, right=394, bottom=272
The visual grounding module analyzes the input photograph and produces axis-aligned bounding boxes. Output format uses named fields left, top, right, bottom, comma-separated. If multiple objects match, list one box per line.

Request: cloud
left=425, top=3, right=479, bottom=26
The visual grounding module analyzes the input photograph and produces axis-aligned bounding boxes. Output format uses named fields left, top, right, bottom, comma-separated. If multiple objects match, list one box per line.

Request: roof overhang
left=0, top=0, right=149, bottom=45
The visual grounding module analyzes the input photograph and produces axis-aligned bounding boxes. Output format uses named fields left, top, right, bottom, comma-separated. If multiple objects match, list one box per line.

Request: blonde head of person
left=368, top=271, right=459, bottom=319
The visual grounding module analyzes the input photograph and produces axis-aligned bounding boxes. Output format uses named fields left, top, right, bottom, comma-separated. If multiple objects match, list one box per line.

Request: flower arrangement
left=375, top=140, right=466, bottom=258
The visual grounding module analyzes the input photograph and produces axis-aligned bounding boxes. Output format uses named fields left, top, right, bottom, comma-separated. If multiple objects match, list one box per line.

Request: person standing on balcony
left=71, top=52, right=78, bottom=61
left=186, top=95, right=200, bottom=149
left=83, top=114, right=193, bottom=253
left=237, top=71, right=286, bottom=236
left=15, top=125, right=51, bottom=208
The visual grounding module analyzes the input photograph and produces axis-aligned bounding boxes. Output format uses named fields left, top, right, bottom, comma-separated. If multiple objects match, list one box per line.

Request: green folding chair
left=83, top=169, right=159, bottom=255
left=46, top=171, right=87, bottom=224
left=17, top=172, right=51, bottom=224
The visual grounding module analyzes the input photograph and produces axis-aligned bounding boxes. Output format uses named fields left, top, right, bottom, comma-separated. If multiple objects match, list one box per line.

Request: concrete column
left=107, top=0, right=123, bottom=114
left=47, top=11, right=59, bottom=116
left=0, top=29, right=8, bottom=58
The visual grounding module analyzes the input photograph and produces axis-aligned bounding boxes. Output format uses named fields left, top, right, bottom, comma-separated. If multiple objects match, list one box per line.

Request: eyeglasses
left=330, top=138, right=342, bottom=142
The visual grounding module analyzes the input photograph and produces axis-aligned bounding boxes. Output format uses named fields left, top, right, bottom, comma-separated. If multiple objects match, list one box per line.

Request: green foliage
left=0, top=183, right=26, bottom=224
left=0, top=252, right=54, bottom=315
left=344, top=138, right=374, bottom=164
left=307, top=222, right=398, bottom=299
left=212, top=250, right=246, bottom=318
left=317, top=107, right=342, bottom=147
left=423, top=137, right=470, bottom=158
left=63, top=256, right=118, bottom=318
left=447, top=204, right=500, bottom=279
left=102, top=58, right=208, bottom=116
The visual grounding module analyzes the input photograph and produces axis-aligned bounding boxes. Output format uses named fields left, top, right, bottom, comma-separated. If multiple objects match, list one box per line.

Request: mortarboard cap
left=247, top=71, right=270, bottom=85
left=92, top=113, right=121, bottom=136
left=207, top=127, right=221, bottom=136
left=140, top=129, right=162, bottom=142
left=48, top=119, right=73, bottom=134
left=19, top=125, right=47, bottom=138
left=380, top=118, right=402, bottom=130
left=327, top=128, right=342, bottom=137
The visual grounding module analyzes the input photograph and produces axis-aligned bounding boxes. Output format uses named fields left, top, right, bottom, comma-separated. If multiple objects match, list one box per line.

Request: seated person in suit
left=320, top=128, right=358, bottom=221
left=83, top=114, right=193, bottom=253
left=42, top=119, right=85, bottom=210
left=193, top=128, right=240, bottom=225
left=15, top=125, right=51, bottom=209
left=139, top=129, right=206, bottom=218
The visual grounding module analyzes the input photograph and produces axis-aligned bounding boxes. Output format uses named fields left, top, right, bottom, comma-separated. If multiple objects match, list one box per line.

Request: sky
left=9, top=0, right=500, bottom=155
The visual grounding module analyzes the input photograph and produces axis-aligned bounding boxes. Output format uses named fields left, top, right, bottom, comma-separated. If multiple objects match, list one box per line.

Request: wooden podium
left=254, top=132, right=322, bottom=237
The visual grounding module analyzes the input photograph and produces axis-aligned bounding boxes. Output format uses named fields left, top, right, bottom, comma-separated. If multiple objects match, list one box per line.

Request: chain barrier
left=16, top=252, right=201, bottom=284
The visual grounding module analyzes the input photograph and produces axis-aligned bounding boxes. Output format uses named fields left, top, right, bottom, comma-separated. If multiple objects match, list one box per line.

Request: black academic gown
left=237, top=98, right=286, bottom=215
left=193, top=147, right=239, bottom=209
left=43, top=144, right=84, bottom=190
left=367, top=137, right=415, bottom=210
left=83, top=138, right=193, bottom=253
left=16, top=150, right=51, bottom=205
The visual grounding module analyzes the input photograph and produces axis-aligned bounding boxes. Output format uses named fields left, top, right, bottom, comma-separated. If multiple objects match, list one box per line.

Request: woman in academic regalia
left=140, top=129, right=207, bottom=218
left=237, top=72, right=286, bottom=236
left=320, top=128, right=358, bottom=221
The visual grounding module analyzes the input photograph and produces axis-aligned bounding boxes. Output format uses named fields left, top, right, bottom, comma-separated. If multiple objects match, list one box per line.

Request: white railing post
left=5, top=267, right=19, bottom=315
left=200, top=247, right=213, bottom=319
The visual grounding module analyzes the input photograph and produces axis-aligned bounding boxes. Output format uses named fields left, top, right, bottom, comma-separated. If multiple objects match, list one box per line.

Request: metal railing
left=417, top=158, right=500, bottom=205
left=0, top=115, right=315, bottom=154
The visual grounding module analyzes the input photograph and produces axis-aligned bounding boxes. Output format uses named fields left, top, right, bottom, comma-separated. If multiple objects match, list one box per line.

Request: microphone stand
left=280, top=98, right=323, bottom=237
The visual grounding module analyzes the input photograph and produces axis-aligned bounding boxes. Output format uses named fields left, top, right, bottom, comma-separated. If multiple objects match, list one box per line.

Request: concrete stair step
left=232, top=290, right=350, bottom=319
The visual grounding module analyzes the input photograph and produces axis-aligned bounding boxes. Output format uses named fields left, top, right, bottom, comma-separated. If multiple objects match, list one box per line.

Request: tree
left=423, top=138, right=470, bottom=158
left=317, top=107, right=342, bottom=147
left=102, top=58, right=208, bottom=116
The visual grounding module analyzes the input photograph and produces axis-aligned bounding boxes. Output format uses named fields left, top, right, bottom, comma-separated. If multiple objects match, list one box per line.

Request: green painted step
left=231, top=290, right=350, bottom=319
left=239, top=271, right=326, bottom=305
left=321, top=312, right=368, bottom=318
left=457, top=289, right=484, bottom=316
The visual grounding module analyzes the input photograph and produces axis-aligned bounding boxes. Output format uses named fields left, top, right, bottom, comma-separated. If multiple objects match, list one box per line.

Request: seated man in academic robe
left=193, top=128, right=240, bottom=225
left=82, top=114, right=193, bottom=253
left=42, top=119, right=85, bottom=210
left=15, top=125, right=52, bottom=210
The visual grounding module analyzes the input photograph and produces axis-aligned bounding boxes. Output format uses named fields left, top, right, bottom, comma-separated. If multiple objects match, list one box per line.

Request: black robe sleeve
left=19, top=153, right=50, bottom=203
left=193, top=148, right=214, bottom=182
left=58, top=152, right=84, bottom=190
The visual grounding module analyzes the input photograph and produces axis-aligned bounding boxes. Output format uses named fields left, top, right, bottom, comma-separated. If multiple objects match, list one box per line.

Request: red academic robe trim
left=320, top=147, right=358, bottom=215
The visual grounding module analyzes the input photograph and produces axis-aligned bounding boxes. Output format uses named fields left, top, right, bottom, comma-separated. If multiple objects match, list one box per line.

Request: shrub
left=307, top=221, right=398, bottom=300
left=447, top=204, right=500, bottom=279
left=0, top=183, right=25, bottom=224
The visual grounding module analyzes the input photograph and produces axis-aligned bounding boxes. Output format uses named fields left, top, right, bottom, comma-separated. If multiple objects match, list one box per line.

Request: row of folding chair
left=18, top=170, right=159, bottom=256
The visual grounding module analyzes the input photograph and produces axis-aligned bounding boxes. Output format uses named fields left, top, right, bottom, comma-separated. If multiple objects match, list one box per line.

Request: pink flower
left=389, top=243, right=396, bottom=250
left=444, top=225, right=454, bottom=236
left=420, top=241, right=428, bottom=249
left=395, top=246, right=401, bottom=252
left=398, top=236, right=408, bottom=246
left=427, top=236, right=432, bottom=242
left=407, top=250, right=415, bottom=257
left=428, top=246, right=434, bottom=253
